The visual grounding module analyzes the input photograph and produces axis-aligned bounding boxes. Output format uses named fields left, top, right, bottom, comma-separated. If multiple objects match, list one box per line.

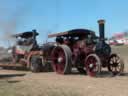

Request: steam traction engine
left=48, top=20, right=124, bottom=77
left=11, top=30, right=54, bottom=72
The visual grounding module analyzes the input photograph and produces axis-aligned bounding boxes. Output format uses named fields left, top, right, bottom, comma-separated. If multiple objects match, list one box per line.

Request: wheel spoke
left=116, top=59, right=120, bottom=63
left=110, top=66, right=113, bottom=71
left=114, top=67, right=117, bottom=72
left=52, top=57, right=57, bottom=61
left=110, top=60, right=113, bottom=64
left=116, top=66, right=121, bottom=72
left=114, top=57, right=116, bottom=63
left=60, top=64, right=65, bottom=72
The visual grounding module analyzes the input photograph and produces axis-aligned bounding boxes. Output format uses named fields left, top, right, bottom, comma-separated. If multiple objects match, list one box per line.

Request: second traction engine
left=48, top=19, right=124, bottom=77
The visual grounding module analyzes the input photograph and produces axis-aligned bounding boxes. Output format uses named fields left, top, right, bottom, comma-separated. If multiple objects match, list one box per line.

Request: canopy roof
left=48, top=29, right=95, bottom=38
left=12, top=31, right=39, bottom=38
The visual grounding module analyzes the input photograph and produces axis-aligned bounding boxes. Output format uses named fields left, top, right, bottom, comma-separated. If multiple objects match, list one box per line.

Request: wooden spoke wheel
left=108, top=54, right=124, bottom=75
left=85, top=54, right=101, bottom=77
left=51, top=45, right=72, bottom=74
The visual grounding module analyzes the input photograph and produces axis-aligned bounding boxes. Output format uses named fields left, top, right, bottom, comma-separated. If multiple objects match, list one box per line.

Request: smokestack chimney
left=98, top=19, right=105, bottom=40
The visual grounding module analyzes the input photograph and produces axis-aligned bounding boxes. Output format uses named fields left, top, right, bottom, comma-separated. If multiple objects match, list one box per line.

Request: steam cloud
left=0, top=1, right=31, bottom=47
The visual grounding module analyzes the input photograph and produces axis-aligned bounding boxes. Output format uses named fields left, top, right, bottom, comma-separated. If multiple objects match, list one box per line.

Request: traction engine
left=48, top=19, right=124, bottom=77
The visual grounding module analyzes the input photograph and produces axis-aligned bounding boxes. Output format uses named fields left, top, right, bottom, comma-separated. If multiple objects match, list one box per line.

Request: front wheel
left=85, top=54, right=101, bottom=77
left=108, top=54, right=124, bottom=75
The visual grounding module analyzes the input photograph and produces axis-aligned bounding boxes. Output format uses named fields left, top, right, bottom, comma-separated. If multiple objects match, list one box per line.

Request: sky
left=0, top=0, right=128, bottom=47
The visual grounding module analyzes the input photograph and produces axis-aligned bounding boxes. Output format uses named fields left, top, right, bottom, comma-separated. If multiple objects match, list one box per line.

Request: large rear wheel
left=85, top=54, right=101, bottom=77
left=51, top=45, right=72, bottom=74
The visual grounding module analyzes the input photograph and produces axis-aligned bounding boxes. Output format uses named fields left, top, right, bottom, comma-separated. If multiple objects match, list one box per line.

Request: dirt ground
left=0, top=45, right=128, bottom=96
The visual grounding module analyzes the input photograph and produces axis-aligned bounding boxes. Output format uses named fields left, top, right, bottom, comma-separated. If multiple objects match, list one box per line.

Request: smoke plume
left=0, top=1, right=31, bottom=47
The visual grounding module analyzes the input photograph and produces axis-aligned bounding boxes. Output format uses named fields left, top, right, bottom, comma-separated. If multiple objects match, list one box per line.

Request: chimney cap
left=98, top=19, right=105, bottom=24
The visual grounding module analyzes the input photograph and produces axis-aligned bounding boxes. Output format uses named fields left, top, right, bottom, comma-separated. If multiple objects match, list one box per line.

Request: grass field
left=0, top=45, right=127, bottom=96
